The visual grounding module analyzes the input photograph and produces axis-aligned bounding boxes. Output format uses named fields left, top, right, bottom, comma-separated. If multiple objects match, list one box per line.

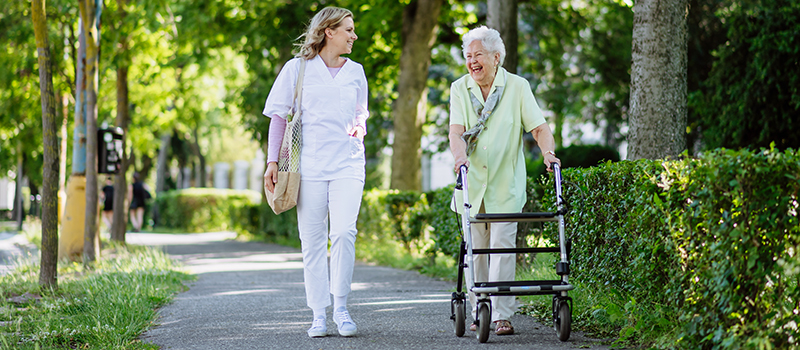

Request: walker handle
left=455, top=165, right=468, bottom=190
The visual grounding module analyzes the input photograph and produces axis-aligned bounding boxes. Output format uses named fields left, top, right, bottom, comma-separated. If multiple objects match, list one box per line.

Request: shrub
left=660, top=147, right=800, bottom=349
left=155, top=188, right=260, bottom=232
left=534, top=148, right=800, bottom=348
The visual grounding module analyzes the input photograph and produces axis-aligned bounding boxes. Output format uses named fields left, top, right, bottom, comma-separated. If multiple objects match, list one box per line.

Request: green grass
left=0, top=242, right=193, bottom=350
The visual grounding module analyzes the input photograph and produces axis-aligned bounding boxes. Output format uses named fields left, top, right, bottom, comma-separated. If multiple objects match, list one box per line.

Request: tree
left=627, top=0, right=688, bottom=160
left=78, top=0, right=102, bottom=263
left=111, top=0, right=131, bottom=242
left=390, top=0, right=444, bottom=191
left=487, top=0, right=518, bottom=73
left=31, top=0, right=60, bottom=290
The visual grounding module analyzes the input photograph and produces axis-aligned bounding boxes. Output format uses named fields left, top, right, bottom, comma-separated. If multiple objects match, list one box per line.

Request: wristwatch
left=545, top=150, right=556, bottom=157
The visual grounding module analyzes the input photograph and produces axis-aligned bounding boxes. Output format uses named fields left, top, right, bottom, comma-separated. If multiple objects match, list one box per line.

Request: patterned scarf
left=461, top=75, right=506, bottom=156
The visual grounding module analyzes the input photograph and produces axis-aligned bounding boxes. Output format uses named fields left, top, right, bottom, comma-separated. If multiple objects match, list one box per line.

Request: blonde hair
left=295, top=7, right=354, bottom=60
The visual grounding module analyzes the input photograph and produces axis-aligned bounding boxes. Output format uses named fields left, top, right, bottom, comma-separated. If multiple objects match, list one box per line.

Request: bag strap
left=290, top=59, right=307, bottom=121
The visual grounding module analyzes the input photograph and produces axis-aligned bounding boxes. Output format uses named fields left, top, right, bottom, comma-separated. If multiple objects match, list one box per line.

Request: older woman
left=449, top=26, right=561, bottom=336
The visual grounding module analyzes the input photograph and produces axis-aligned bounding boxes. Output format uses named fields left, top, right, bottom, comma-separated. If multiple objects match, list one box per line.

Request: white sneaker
left=333, top=307, right=357, bottom=337
left=307, top=317, right=327, bottom=338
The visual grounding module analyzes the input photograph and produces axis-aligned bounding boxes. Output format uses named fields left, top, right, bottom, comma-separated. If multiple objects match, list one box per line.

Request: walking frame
left=449, top=163, right=574, bottom=343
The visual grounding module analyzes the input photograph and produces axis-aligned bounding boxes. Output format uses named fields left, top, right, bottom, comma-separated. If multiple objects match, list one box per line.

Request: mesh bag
left=266, top=59, right=306, bottom=214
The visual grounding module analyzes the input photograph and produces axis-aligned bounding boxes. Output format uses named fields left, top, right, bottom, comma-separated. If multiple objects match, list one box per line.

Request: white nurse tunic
left=262, top=55, right=369, bottom=182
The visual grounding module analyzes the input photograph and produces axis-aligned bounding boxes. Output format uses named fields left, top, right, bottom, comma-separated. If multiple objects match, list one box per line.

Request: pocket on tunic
left=349, top=137, right=364, bottom=158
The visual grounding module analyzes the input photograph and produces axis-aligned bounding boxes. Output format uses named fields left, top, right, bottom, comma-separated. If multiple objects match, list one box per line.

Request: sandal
left=494, top=320, right=514, bottom=335
left=469, top=321, right=477, bottom=332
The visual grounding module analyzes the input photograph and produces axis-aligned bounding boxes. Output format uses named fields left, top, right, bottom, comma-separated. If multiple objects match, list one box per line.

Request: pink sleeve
left=355, top=114, right=367, bottom=134
left=267, top=115, right=287, bottom=164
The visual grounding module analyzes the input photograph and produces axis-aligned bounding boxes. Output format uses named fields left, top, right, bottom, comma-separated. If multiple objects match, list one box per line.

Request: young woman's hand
left=264, top=162, right=278, bottom=193
left=349, top=125, right=365, bottom=142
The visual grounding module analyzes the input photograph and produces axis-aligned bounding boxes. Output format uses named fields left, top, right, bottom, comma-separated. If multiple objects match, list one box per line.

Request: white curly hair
left=461, top=26, right=506, bottom=67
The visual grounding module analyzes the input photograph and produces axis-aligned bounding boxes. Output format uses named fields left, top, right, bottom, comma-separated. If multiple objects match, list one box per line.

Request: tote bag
left=266, top=59, right=306, bottom=214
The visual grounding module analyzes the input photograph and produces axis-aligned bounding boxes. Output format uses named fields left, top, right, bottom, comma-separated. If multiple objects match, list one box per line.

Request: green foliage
left=426, top=186, right=462, bottom=259
left=154, top=188, right=259, bottom=232
left=661, top=147, right=800, bottom=349
left=0, top=243, right=191, bottom=350
left=696, top=0, right=800, bottom=150
left=529, top=149, right=800, bottom=348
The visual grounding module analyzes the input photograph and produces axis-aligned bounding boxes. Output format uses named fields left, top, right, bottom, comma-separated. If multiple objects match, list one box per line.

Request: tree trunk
left=79, top=0, right=102, bottom=264
left=15, top=140, right=24, bottom=232
left=111, top=0, right=130, bottom=243
left=59, top=93, right=69, bottom=211
left=152, top=133, right=171, bottom=227
left=390, top=0, right=443, bottom=191
left=31, top=0, right=59, bottom=290
left=487, top=0, right=518, bottom=73
left=628, top=0, right=688, bottom=160
left=155, top=133, right=171, bottom=194
left=111, top=67, right=129, bottom=242
left=192, top=126, right=206, bottom=188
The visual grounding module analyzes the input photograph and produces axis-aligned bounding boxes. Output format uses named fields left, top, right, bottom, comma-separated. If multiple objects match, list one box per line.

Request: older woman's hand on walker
left=264, top=162, right=278, bottom=193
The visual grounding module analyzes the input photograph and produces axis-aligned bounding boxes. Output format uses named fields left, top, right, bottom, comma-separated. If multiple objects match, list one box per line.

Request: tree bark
left=628, top=0, right=688, bottom=160
left=152, top=133, right=171, bottom=227
left=59, top=93, right=69, bottom=208
left=155, top=133, right=171, bottom=194
left=79, top=0, right=102, bottom=264
left=15, top=140, right=24, bottom=231
left=191, top=126, right=206, bottom=188
left=390, top=0, right=444, bottom=191
left=31, top=0, right=60, bottom=290
left=111, top=0, right=130, bottom=243
left=487, top=0, right=518, bottom=73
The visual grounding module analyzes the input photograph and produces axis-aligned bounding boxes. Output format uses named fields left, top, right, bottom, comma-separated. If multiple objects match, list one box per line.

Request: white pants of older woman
left=297, top=178, right=364, bottom=310
left=467, top=214, right=517, bottom=322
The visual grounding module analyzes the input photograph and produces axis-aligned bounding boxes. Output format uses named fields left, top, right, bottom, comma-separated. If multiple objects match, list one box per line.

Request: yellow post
left=59, top=176, right=100, bottom=261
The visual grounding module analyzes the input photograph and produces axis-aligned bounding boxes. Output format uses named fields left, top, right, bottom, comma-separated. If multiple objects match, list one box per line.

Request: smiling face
left=464, top=40, right=500, bottom=88
left=325, top=16, right=357, bottom=56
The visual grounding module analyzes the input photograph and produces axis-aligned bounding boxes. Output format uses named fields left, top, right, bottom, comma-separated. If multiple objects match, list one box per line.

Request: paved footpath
left=129, top=232, right=610, bottom=350
left=0, top=231, right=37, bottom=276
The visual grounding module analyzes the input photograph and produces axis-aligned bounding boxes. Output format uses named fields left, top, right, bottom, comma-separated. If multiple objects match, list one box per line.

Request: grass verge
left=0, top=241, right=192, bottom=350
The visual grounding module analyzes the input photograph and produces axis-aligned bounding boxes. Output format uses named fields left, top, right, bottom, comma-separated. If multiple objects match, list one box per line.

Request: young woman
left=262, top=6, right=368, bottom=338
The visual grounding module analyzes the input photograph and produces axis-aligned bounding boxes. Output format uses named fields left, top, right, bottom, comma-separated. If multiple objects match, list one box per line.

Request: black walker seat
left=449, top=163, right=574, bottom=343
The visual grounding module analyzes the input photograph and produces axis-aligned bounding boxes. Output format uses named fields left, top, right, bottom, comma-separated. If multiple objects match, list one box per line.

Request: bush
left=661, top=147, right=800, bottom=349
left=534, top=148, right=800, bottom=348
left=155, top=188, right=260, bottom=232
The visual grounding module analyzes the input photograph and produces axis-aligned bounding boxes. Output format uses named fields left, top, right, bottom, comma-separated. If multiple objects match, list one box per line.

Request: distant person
left=100, top=177, right=114, bottom=232
left=449, top=26, right=561, bottom=336
left=128, top=172, right=150, bottom=232
left=263, top=6, right=367, bottom=338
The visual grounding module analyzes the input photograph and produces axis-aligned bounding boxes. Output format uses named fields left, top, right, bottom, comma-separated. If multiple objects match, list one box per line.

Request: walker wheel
left=453, top=299, right=466, bottom=337
left=555, top=301, right=571, bottom=341
left=476, top=302, right=491, bottom=343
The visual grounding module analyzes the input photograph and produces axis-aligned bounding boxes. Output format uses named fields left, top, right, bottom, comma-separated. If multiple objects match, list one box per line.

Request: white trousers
left=297, top=178, right=364, bottom=310
left=467, top=217, right=517, bottom=321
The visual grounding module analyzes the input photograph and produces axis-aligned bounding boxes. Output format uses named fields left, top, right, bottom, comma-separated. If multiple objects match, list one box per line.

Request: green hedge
left=534, top=148, right=800, bottom=348
left=154, top=188, right=260, bottom=232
